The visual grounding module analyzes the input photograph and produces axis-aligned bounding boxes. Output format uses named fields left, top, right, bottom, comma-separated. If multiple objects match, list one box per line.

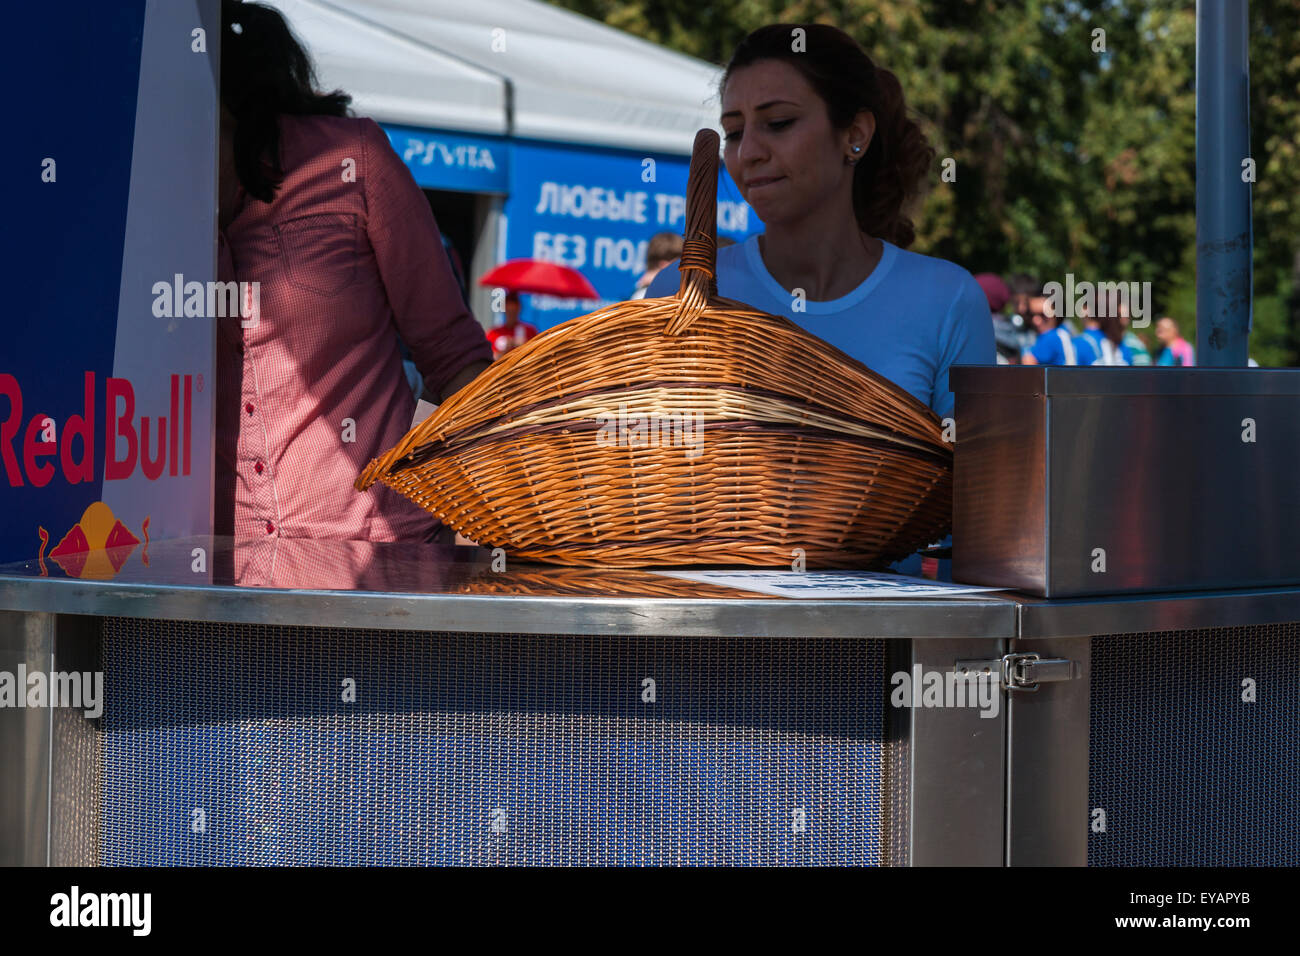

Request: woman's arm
left=438, top=358, right=491, bottom=401
left=361, top=120, right=492, bottom=399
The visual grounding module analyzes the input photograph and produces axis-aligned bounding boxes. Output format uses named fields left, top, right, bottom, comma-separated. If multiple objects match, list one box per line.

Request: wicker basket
left=456, top=565, right=779, bottom=600
left=357, top=129, right=953, bottom=569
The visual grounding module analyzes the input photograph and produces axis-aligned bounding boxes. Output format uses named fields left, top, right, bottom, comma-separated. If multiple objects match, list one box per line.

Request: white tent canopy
left=261, top=0, right=726, bottom=154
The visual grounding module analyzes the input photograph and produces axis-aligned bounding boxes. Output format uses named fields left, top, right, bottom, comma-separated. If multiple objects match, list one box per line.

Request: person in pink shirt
left=215, top=1, right=491, bottom=546
left=1155, top=316, right=1196, bottom=367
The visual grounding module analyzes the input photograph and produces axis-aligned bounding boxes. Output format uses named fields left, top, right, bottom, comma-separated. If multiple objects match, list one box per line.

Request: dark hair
left=1027, top=293, right=1061, bottom=328
left=646, top=231, right=684, bottom=267
left=1098, top=313, right=1125, bottom=345
left=1092, top=299, right=1128, bottom=346
left=722, top=24, right=934, bottom=248
left=221, top=0, right=351, bottom=202
left=1009, top=274, right=1041, bottom=298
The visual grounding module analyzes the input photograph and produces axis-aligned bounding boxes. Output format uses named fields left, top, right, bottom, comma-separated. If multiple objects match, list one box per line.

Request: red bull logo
left=0, top=371, right=193, bottom=487
left=37, top=502, right=150, bottom=579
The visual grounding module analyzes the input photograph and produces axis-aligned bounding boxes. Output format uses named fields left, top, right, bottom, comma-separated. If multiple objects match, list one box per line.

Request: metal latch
left=955, top=653, right=1080, bottom=692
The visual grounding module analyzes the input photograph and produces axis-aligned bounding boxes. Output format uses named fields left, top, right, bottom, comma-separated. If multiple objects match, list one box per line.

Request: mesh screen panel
left=50, top=697, right=101, bottom=865
left=1090, top=623, right=1300, bottom=866
left=99, top=618, right=897, bottom=866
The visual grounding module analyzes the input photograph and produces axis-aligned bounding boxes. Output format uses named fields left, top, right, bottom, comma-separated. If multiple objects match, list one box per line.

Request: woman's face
left=720, top=59, right=871, bottom=229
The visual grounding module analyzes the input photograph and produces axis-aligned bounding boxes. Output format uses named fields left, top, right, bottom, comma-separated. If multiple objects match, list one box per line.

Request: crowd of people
left=974, top=273, right=1198, bottom=368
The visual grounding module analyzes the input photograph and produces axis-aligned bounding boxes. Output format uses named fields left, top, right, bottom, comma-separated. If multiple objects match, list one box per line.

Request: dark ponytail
left=221, top=0, right=351, bottom=203
left=722, top=24, right=934, bottom=248
left=1095, top=308, right=1126, bottom=346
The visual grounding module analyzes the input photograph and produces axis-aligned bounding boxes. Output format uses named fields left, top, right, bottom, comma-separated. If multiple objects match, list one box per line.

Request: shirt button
left=254, top=461, right=264, bottom=474
left=265, top=521, right=275, bottom=535
left=245, top=402, right=254, bottom=416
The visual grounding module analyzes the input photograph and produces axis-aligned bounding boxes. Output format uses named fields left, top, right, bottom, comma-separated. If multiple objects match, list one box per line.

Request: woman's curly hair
left=723, top=24, right=934, bottom=249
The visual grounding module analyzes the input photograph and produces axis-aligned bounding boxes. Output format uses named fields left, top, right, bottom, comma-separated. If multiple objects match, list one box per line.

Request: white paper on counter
left=410, top=399, right=438, bottom=428
left=652, top=569, right=1008, bottom=599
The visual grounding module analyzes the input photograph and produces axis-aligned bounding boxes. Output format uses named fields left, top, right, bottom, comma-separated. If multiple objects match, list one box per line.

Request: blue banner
left=383, top=123, right=509, bottom=194
left=502, top=139, right=760, bottom=330
left=2, top=0, right=217, bottom=569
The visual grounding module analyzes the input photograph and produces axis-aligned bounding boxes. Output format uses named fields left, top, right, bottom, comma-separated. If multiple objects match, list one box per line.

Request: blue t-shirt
left=1074, top=327, right=1133, bottom=366
left=646, top=234, right=995, bottom=420
left=1156, top=338, right=1195, bottom=366
left=1026, top=326, right=1078, bottom=365
left=648, top=234, right=995, bottom=579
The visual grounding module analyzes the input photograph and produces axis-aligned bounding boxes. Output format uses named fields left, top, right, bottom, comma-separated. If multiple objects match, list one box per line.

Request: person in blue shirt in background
left=1020, top=294, right=1077, bottom=365
left=646, top=24, right=996, bottom=580
left=1118, top=302, right=1153, bottom=365
left=1074, top=309, right=1134, bottom=366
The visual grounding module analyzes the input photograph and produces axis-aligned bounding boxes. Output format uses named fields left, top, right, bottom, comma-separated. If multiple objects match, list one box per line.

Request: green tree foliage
left=555, top=0, right=1300, bottom=364
left=1248, top=0, right=1300, bottom=366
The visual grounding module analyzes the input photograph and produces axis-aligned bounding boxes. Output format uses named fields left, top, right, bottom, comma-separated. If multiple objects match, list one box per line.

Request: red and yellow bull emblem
left=37, top=503, right=150, bottom=579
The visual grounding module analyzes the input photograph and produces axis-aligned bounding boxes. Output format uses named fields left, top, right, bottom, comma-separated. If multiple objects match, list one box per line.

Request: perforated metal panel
left=98, top=619, right=900, bottom=866
left=1090, top=623, right=1300, bottom=866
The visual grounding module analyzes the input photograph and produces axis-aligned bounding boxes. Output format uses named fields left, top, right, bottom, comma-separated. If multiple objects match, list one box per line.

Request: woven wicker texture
left=456, top=564, right=781, bottom=599
left=357, top=130, right=952, bottom=568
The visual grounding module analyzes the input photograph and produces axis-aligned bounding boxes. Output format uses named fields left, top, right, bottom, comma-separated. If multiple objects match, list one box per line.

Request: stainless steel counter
left=1015, top=585, right=1300, bottom=638
left=0, top=535, right=1297, bottom=639
left=4, top=534, right=1299, bottom=867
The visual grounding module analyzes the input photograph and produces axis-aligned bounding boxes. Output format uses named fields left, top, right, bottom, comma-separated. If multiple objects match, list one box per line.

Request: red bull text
left=0, top=371, right=193, bottom=487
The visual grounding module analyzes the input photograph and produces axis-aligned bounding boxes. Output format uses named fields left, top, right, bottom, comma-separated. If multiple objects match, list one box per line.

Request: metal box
left=950, top=366, right=1300, bottom=597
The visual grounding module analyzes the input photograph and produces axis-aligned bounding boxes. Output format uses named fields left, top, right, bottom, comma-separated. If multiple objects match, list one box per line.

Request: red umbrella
left=478, top=259, right=599, bottom=299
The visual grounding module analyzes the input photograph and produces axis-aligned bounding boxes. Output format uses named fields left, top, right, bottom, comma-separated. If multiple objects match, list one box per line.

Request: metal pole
left=1195, top=0, right=1253, bottom=366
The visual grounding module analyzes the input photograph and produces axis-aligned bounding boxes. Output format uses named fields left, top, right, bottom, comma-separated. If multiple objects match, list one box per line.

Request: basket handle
left=666, top=129, right=720, bottom=335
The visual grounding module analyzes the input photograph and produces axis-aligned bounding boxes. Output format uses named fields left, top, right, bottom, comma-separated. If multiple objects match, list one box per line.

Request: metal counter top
left=0, top=536, right=1297, bottom=639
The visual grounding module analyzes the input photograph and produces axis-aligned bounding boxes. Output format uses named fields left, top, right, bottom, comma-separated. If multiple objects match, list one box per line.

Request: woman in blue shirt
left=648, top=24, right=994, bottom=577
left=1074, top=314, right=1135, bottom=366
left=648, top=24, right=995, bottom=421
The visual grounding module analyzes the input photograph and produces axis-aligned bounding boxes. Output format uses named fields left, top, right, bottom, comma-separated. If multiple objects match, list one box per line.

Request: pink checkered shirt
left=215, top=114, right=490, bottom=544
